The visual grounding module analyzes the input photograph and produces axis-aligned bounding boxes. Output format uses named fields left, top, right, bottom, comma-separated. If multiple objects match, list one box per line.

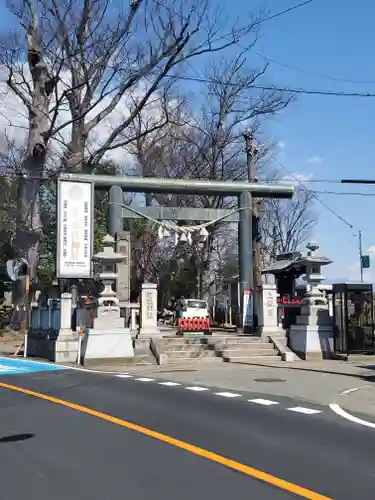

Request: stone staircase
left=159, top=337, right=222, bottom=364
left=214, top=336, right=282, bottom=363
left=154, top=336, right=282, bottom=364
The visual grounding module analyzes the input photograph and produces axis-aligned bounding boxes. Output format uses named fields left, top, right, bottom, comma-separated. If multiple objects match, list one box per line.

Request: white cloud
left=277, top=141, right=286, bottom=149
left=306, top=155, right=323, bottom=164
left=0, top=64, right=169, bottom=169
left=280, top=172, right=313, bottom=183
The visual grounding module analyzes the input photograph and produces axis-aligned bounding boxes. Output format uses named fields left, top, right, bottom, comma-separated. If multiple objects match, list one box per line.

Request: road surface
left=0, top=358, right=374, bottom=499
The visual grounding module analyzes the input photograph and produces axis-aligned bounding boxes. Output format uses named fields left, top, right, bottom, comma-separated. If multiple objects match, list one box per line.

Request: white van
left=180, top=299, right=209, bottom=319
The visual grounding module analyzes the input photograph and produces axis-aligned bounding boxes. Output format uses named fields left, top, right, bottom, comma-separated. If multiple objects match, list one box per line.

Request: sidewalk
left=121, top=359, right=375, bottom=418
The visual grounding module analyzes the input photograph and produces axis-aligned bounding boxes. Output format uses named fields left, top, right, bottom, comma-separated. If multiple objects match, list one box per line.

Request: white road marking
left=135, top=377, right=155, bottom=382
left=66, top=367, right=121, bottom=374
left=340, top=387, right=367, bottom=395
left=158, top=381, right=181, bottom=386
left=116, top=374, right=133, bottom=378
left=186, top=386, right=209, bottom=392
left=287, top=407, right=322, bottom=415
left=248, top=398, right=279, bottom=406
left=215, top=392, right=241, bottom=398
left=329, top=403, right=375, bottom=429
left=0, top=365, right=24, bottom=372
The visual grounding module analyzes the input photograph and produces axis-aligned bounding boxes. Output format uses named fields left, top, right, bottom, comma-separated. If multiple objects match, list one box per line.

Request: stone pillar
left=55, top=293, right=80, bottom=363
left=259, top=284, right=284, bottom=339
left=60, top=293, right=72, bottom=331
left=139, top=283, right=160, bottom=337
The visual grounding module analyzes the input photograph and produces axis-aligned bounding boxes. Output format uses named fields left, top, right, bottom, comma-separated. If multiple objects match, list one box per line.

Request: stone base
left=134, top=338, right=150, bottom=351
left=27, top=333, right=79, bottom=363
left=260, top=326, right=285, bottom=340
left=93, top=316, right=125, bottom=329
left=55, top=334, right=80, bottom=363
left=81, top=327, right=134, bottom=365
left=138, top=327, right=160, bottom=338
left=81, top=356, right=135, bottom=367
left=289, top=324, right=333, bottom=360
left=293, top=350, right=331, bottom=361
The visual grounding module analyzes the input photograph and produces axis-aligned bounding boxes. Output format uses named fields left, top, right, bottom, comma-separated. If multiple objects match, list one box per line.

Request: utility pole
left=340, top=180, right=372, bottom=283
left=244, top=130, right=261, bottom=327
left=359, top=229, right=364, bottom=283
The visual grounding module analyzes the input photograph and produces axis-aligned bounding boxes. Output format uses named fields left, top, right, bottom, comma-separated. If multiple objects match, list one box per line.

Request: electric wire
left=252, top=136, right=355, bottom=230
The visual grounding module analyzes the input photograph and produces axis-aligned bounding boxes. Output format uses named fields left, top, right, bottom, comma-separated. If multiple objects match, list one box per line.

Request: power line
left=155, top=0, right=315, bottom=30
left=156, top=0, right=375, bottom=98
left=0, top=171, right=359, bottom=186
left=170, top=74, right=375, bottom=98
left=312, top=190, right=375, bottom=197
left=257, top=53, right=375, bottom=85
left=292, top=179, right=349, bottom=184
left=260, top=0, right=314, bottom=23
left=253, top=137, right=355, bottom=229
left=341, top=179, right=375, bottom=184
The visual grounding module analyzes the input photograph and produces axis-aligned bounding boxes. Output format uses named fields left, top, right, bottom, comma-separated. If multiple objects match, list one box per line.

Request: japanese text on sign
left=57, top=181, right=93, bottom=278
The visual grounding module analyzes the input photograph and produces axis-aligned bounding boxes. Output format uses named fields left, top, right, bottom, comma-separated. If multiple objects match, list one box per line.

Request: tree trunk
left=10, top=20, right=54, bottom=327
left=64, top=119, right=87, bottom=172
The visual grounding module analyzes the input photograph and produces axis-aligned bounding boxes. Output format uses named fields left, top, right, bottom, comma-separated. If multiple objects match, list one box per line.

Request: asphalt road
left=0, top=366, right=374, bottom=499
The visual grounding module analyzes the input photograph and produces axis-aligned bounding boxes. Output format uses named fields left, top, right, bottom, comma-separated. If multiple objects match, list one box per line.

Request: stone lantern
left=301, top=241, right=332, bottom=311
left=92, top=234, right=124, bottom=317
left=80, top=234, right=134, bottom=366
left=289, top=242, right=333, bottom=360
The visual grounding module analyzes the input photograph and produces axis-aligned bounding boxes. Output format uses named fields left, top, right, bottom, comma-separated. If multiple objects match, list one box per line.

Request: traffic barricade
left=177, top=317, right=211, bottom=335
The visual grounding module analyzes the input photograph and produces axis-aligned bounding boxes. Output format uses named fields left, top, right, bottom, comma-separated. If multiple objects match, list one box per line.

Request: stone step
left=134, top=354, right=157, bottom=365
left=221, top=348, right=279, bottom=357
left=167, top=356, right=223, bottom=364
left=161, top=336, right=262, bottom=345
left=161, top=337, right=212, bottom=345
left=218, top=341, right=274, bottom=350
left=164, top=344, right=216, bottom=352
left=166, top=349, right=219, bottom=359
left=223, top=355, right=282, bottom=363
left=214, top=337, right=265, bottom=344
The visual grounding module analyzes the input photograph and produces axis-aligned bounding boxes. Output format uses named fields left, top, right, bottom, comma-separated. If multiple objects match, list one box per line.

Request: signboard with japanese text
left=56, top=180, right=93, bottom=278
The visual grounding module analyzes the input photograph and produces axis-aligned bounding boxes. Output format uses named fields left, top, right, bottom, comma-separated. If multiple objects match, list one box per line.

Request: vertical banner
left=116, top=230, right=131, bottom=304
left=56, top=180, right=93, bottom=278
left=243, top=289, right=253, bottom=328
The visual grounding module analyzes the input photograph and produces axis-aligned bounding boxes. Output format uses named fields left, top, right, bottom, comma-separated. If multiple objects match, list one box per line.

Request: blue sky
left=224, top=0, right=375, bottom=282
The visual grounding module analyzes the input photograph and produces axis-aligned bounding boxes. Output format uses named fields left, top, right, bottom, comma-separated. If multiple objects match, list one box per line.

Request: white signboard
left=243, top=290, right=253, bottom=327
left=57, top=181, right=93, bottom=278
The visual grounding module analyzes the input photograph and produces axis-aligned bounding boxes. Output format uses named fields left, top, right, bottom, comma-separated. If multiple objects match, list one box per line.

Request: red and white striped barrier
left=177, top=317, right=211, bottom=334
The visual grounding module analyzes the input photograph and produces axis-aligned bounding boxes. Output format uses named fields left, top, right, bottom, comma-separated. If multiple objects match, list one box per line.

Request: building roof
left=262, top=252, right=305, bottom=275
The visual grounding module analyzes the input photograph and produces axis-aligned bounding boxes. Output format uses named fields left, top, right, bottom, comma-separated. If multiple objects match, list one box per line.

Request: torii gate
left=56, top=173, right=293, bottom=332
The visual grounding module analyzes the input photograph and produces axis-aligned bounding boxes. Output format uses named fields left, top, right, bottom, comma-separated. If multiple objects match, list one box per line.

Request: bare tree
left=0, top=0, right=288, bottom=288
left=261, top=186, right=316, bottom=265
left=124, top=52, right=294, bottom=300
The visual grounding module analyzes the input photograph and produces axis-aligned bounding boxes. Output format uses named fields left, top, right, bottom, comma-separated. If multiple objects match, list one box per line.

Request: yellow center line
left=0, top=381, right=331, bottom=500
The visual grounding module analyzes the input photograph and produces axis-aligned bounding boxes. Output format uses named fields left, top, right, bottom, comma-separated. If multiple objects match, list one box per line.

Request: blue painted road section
left=0, top=357, right=66, bottom=375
